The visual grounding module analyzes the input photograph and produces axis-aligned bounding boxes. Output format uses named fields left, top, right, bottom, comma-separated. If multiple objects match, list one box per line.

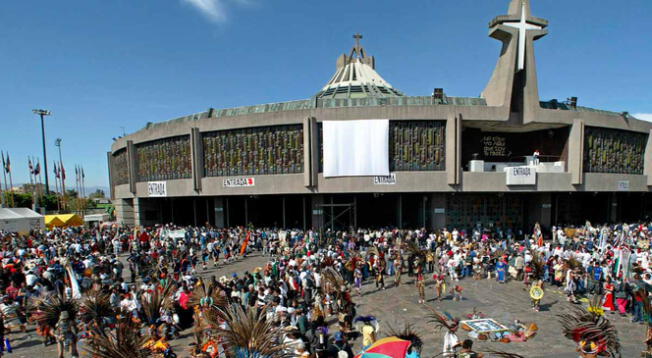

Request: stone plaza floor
left=6, top=254, right=647, bottom=357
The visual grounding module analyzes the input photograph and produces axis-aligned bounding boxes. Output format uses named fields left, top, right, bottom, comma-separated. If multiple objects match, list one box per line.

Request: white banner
left=617, top=180, right=630, bottom=191
left=147, top=181, right=167, bottom=197
left=223, top=177, right=255, bottom=188
left=505, top=166, right=536, bottom=185
left=373, top=173, right=397, bottom=185
left=323, top=119, right=389, bottom=177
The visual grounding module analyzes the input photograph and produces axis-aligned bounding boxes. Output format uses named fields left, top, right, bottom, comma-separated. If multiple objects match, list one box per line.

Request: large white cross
left=503, top=1, right=543, bottom=71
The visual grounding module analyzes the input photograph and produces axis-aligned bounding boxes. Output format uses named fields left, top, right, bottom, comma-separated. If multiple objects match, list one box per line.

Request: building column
left=244, top=198, right=249, bottom=225
left=191, top=127, right=204, bottom=192
left=311, top=195, right=324, bottom=229
left=609, top=193, right=618, bottom=222
left=133, top=198, right=143, bottom=227
left=644, top=129, right=652, bottom=186
left=126, top=140, right=137, bottom=194
left=214, top=197, right=225, bottom=228
left=446, top=114, right=462, bottom=185
left=282, top=197, right=286, bottom=228
left=396, top=194, right=403, bottom=228
left=353, top=196, right=358, bottom=228
left=568, top=119, right=585, bottom=185
left=302, top=197, right=307, bottom=230
left=539, top=193, right=552, bottom=231
left=430, top=194, right=446, bottom=229
left=115, top=198, right=135, bottom=226
left=193, top=198, right=198, bottom=226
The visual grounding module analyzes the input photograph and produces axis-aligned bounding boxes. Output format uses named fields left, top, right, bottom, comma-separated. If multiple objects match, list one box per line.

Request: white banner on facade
left=323, top=119, right=389, bottom=177
left=147, top=181, right=167, bottom=197
left=373, top=173, right=397, bottom=185
left=505, top=166, right=536, bottom=185
left=617, top=180, right=630, bottom=191
left=223, top=177, right=255, bottom=188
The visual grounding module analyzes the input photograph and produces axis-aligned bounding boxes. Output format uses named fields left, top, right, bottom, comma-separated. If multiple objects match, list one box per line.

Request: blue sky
left=1, top=0, right=650, bottom=190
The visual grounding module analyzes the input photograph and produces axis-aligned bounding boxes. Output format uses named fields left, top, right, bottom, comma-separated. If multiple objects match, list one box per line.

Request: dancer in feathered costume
left=210, top=304, right=292, bottom=358
left=28, top=293, right=79, bottom=358
left=558, top=295, right=621, bottom=358
left=188, top=278, right=228, bottom=351
left=86, top=315, right=150, bottom=358
left=388, top=323, right=423, bottom=358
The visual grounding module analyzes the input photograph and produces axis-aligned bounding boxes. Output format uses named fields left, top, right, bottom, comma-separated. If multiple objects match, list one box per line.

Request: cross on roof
left=502, top=1, right=543, bottom=71
left=353, top=33, right=363, bottom=48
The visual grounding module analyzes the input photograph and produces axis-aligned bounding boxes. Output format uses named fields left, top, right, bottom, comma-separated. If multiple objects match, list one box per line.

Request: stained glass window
left=583, top=127, right=647, bottom=174
left=318, top=120, right=446, bottom=172
left=202, top=125, right=304, bottom=177
left=111, top=149, right=129, bottom=186
left=390, top=121, right=446, bottom=171
left=135, top=136, right=192, bottom=181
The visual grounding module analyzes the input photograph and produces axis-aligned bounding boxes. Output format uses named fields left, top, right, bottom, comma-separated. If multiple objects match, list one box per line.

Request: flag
left=60, top=162, right=66, bottom=180
left=34, top=160, right=41, bottom=176
left=28, top=158, right=34, bottom=175
left=1, top=152, right=4, bottom=172
left=82, top=167, right=85, bottom=179
left=54, top=162, right=59, bottom=179
left=2, top=153, right=9, bottom=173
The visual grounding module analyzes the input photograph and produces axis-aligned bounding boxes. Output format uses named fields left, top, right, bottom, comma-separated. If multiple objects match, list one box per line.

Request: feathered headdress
left=214, top=304, right=292, bottom=358
left=29, top=292, right=79, bottom=327
left=79, top=290, right=115, bottom=327
left=141, top=282, right=178, bottom=325
left=321, top=266, right=345, bottom=292
left=558, top=295, right=621, bottom=357
left=188, top=278, right=228, bottom=309
left=424, top=306, right=459, bottom=332
left=387, top=323, right=423, bottom=353
left=85, top=315, right=149, bottom=358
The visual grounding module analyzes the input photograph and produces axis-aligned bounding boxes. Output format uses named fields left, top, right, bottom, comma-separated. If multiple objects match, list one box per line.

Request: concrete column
left=311, top=195, right=324, bottom=229
left=282, top=197, right=286, bottom=228
left=396, top=194, right=403, bottom=228
left=214, top=197, right=225, bottom=228
left=430, top=193, right=446, bottom=229
left=303, top=117, right=318, bottom=188
left=539, top=193, right=552, bottom=231
left=644, top=129, right=652, bottom=186
left=244, top=198, right=249, bottom=225
left=446, top=114, right=461, bottom=185
left=302, top=197, right=307, bottom=230
left=126, top=140, right=137, bottom=194
left=133, top=198, right=143, bottom=227
left=610, top=193, right=618, bottom=222
left=353, top=196, right=358, bottom=228
left=115, top=198, right=135, bottom=226
left=191, top=127, right=203, bottom=192
left=107, top=152, right=114, bottom=200
left=568, top=119, right=585, bottom=185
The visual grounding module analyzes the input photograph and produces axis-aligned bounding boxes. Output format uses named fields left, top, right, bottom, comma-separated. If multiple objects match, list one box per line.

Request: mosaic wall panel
left=447, top=195, right=523, bottom=231
left=390, top=121, right=446, bottom=171
left=583, top=127, right=647, bottom=174
left=318, top=121, right=446, bottom=172
left=111, top=149, right=129, bottom=186
left=203, top=125, right=303, bottom=177
left=136, top=136, right=192, bottom=181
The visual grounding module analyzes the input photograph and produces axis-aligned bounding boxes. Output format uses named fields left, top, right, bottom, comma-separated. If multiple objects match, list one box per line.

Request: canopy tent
left=45, top=213, right=84, bottom=228
left=45, top=215, right=65, bottom=228
left=0, top=208, right=45, bottom=234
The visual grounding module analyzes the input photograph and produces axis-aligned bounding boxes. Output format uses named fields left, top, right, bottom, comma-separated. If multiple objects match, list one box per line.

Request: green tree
left=88, top=189, right=105, bottom=199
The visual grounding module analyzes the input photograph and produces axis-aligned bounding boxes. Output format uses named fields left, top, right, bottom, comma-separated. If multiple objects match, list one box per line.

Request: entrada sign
left=505, top=166, right=536, bottom=185
left=147, top=181, right=167, bottom=197
left=373, top=173, right=397, bottom=185
left=223, top=177, right=255, bottom=188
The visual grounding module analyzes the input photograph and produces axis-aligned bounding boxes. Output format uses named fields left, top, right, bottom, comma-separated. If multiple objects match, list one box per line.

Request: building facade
left=108, top=0, right=652, bottom=231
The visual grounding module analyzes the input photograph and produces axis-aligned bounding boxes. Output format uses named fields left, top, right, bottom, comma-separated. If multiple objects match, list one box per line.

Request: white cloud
left=181, top=0, right=228, bottom=22
left=633, top=113, right=652, bottom=122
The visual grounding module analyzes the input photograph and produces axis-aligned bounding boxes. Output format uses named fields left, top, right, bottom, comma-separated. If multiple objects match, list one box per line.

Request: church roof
left=315, top=34, right=403, bottom=99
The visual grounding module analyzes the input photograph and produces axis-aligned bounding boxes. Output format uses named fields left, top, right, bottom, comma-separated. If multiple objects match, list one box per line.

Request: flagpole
left=8, top=165, right=14, bottom=208
left=53, top=161, right=60, bottom=212
left=1, top=152, right=8, bottom=207
left=0, top=154, right=3, bottom=208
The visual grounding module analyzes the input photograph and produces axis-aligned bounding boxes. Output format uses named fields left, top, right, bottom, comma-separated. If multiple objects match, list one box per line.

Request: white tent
left=84, top=213, right=110, bottom=227
left=0, top=208, right=45, bottom=234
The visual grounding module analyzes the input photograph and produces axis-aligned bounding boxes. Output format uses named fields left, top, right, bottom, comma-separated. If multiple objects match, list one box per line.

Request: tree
left=66, top=189, right=78, bottom=198
left=88, top=189, right=105, bottom=199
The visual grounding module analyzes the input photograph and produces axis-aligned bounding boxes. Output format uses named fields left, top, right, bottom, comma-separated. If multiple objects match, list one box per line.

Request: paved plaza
left=5, top=254, right=647, bottom=358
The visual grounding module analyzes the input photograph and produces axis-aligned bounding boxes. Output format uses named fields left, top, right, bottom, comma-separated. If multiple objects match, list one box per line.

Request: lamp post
left=55, top=138, right=66, bottom=209
left=33, top=109, right=52, bottom=194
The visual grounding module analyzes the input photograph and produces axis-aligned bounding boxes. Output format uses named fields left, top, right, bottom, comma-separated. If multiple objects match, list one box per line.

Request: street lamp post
left=55, top=138, right=66, bottom=210
left=33, top=109, right=51, bottom=194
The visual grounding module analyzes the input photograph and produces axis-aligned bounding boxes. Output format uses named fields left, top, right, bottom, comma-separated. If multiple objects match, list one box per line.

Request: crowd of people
left=0, top=220, right=648, bottom=357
